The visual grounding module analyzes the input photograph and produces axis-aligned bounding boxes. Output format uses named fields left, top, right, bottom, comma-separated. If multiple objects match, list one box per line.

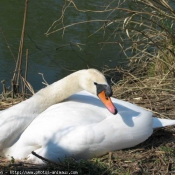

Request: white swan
left=0, top=69, right=175, bottom=164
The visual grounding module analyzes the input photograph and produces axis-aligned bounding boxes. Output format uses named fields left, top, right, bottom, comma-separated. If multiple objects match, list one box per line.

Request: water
left=0, top=0, right=125, bottom=92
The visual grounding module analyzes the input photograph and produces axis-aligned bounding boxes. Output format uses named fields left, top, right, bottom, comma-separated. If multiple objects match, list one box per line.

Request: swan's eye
left=94, top=82, right=112, bottom=98
left=94, top=83, right=106, bottom=94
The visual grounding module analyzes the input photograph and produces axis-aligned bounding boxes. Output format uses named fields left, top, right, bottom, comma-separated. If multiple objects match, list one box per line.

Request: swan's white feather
left=0, top=70, right=175, bottom=164
left=4, top=91, right=154, bottom=163
left=153, top=117, right=175, bottom=129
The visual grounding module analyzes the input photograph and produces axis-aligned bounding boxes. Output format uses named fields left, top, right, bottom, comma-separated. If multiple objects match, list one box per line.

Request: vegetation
left=1, top=0, right=175, bottom=174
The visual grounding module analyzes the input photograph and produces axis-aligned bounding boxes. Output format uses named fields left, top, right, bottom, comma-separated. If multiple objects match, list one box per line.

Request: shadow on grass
left=137, top=127, right=175, bottom=149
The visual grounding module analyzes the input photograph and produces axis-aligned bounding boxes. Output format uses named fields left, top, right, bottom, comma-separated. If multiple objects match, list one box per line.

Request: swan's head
left=79, top=69, right=118, bottom=115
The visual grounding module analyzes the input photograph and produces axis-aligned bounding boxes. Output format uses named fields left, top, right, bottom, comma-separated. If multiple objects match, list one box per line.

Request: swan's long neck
left=35, top=71, right=82, bottom=110
left=0, top=71, right=82, bottom=150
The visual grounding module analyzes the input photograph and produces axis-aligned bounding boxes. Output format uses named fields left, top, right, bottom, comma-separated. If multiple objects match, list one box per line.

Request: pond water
left=0, top=0, right=126, bottom=92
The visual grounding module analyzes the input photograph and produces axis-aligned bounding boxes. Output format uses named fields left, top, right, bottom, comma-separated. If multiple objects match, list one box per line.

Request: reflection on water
left=0, top=1, right=125, bottom=92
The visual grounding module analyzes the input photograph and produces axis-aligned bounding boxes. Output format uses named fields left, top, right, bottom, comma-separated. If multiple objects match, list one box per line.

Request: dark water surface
left=0, top=1, right=125, bottom=92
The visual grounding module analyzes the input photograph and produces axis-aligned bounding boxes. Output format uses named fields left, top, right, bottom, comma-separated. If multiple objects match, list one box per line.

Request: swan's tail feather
left=153, top=117, right=175, bottom=129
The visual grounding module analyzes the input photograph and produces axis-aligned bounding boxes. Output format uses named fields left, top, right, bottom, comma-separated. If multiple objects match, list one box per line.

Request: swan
left=0, top=69, right=175, bottom=164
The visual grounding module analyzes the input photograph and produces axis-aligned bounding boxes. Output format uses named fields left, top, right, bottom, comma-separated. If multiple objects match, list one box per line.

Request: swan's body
left=0, top=69, right=175, bottom=164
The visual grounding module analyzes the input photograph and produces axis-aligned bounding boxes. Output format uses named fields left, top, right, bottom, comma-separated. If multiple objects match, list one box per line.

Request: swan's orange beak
left=98, top=91, right=118, bottom=115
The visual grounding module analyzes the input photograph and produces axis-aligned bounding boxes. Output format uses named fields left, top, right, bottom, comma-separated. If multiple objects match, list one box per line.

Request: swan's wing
left=153, top=117, right=175, bottom=129
left=5, top=92, right=153, bottom=163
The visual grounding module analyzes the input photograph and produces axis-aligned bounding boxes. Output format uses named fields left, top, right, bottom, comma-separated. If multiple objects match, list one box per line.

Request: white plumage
left=0, top=69, right=175, bottom=164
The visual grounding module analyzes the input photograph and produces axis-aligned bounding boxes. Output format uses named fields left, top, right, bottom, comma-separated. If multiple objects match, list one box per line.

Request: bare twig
left=12, top=0, right=28, bottom=94
left=38, top=73, right=49, bottom=86
left=31, top=151, right=60, bottom=166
